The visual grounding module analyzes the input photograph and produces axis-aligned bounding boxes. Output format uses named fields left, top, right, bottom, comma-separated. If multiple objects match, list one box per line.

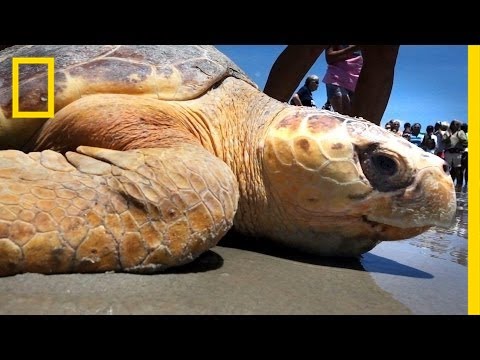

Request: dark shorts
left=326, top=83, right=353, bottom=100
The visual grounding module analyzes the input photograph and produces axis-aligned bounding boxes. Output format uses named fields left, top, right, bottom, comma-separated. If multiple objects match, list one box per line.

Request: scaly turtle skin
left=0, top=45, right=456, bottom=276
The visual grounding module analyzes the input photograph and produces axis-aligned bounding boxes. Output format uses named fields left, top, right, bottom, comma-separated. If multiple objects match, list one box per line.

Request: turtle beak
left=398, top=165, right=457, bottom=228
left=365, top=162, right=457, bottom=229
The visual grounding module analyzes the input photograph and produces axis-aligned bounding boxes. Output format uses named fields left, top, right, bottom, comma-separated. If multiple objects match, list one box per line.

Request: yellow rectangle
left=12, top=57, right=55, bottom=118
left=468, top=45, right=479, bottom=315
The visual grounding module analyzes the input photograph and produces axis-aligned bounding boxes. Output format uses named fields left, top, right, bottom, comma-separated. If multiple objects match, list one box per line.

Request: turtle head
left=260, top=109, right=456, bottom=256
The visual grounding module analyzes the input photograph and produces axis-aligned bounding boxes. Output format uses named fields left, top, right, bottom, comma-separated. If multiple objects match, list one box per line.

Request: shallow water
left=407, top=190, right=468, bottom=266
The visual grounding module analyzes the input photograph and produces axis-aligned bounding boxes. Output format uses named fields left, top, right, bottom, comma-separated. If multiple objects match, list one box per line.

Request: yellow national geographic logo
left=12, top=57, right=55, bottom=118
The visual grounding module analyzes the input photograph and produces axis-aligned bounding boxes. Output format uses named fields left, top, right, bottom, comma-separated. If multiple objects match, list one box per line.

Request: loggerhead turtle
left=0, top=45, right=456, bottom=276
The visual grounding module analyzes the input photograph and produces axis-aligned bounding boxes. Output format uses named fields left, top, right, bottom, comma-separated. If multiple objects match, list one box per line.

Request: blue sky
left=216, top=45, right=468, bottom=131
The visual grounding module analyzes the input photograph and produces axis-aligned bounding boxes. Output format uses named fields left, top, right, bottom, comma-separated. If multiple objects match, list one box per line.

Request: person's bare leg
left=264, top=45, right=327, bottom=103
left=351, top=45, right=400, bottom=125
left=342, top=94, right=352, bottom=115
left=330, top=95, right=343, bottom=114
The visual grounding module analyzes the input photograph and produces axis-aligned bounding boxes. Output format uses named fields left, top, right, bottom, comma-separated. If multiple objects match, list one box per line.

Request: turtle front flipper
left=0, top=145, right=239, bottom=276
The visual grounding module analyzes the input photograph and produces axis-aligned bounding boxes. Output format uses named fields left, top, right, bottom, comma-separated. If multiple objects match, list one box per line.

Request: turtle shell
left=0, top=45, right=256, bottom=149
left=0, top=45, right=255, bottom=119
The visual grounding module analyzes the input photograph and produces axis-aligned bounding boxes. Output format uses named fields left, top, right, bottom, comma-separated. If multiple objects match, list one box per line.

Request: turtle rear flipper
left=0, top=145, right=239, bottom=276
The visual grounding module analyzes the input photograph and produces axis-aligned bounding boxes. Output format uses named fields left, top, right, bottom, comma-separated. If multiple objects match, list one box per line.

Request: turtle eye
left=371, top=154, right=397, bottom=176
left=357, top=145, right=413, bottom=192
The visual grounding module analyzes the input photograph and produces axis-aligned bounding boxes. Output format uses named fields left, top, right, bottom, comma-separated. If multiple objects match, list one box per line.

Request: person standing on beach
left=402, top=122, right=412, bottom=141
left=322, top=45, right=363, bottom=115
left=420, top=125, right=437, bottom=153
left=434, top=121, right=449, bottom=158
left=390, top=120, right=402, bottom=135
left=460, top=123, right=468, bottom=189
left=443, top=120, right=468, bottom=190
left=290, top=74, right=320, bottom=107
left=409, top=123, right=424, bottom=147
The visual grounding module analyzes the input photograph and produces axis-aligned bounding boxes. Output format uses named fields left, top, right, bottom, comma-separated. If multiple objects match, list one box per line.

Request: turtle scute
left=0, top=144, right=239, bottom=276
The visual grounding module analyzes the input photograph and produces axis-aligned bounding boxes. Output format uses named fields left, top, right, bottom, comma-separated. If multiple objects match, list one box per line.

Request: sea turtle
left=0, top=45, right=456, bottom=276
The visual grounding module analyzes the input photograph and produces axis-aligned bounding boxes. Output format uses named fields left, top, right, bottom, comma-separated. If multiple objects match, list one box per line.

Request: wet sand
left=0, top=245, right=411, bottom=315
left=0, top=193, right=467, bottom=315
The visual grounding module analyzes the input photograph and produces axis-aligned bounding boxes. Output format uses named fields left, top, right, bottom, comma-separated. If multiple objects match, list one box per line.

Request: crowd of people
left=384, top=119, right=468, bottom=191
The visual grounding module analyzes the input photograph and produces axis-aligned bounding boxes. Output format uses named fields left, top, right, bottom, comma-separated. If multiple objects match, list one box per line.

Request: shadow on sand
left=216, top=230, right=433, bottom=279
left=361, top=252, right=432, bottom=279
left=164, top=250, right=224, bottom=274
